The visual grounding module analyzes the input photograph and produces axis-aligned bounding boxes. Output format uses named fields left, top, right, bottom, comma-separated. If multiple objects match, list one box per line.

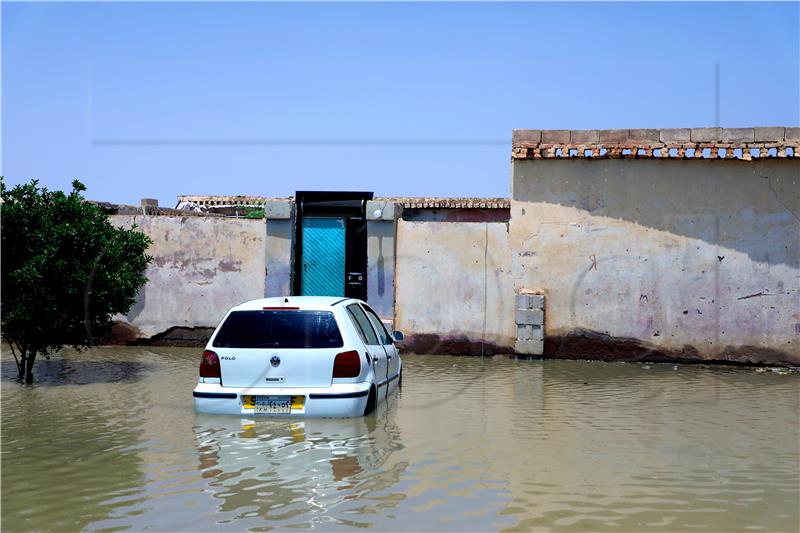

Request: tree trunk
left=10, top=343, right=24, bottom=380
left=25, top=352, right=36, bottom=383
left=18, top=352, right=36, bottom=383
left=17, top=353, right=26, bottom=381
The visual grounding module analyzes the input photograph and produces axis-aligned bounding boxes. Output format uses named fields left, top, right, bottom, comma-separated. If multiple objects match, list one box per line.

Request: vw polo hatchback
left=193, top=296, right=403, bottom=417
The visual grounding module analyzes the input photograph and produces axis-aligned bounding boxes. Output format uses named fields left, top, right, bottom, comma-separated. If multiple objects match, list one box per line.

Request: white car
left=193, top=296, right=403, bottom=417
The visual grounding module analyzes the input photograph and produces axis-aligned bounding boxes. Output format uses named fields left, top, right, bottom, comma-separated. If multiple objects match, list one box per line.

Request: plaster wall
left=394, top=220, right=515, bottom=354
left=112, top=215, right=266, bottom=339
left=510, top=158, right=800, bottom=364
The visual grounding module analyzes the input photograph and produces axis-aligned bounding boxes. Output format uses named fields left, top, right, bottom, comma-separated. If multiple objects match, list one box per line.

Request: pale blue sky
left=2, top=1, right=798, bottom=206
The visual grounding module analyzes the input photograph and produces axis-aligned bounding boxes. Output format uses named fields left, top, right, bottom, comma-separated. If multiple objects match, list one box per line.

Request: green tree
left=1, top=179, right=153, bottom=383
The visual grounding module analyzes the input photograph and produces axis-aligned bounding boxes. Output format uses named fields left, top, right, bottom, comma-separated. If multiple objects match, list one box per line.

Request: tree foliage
left=1, top=179, right=153, bottom=382
left=244, top=208, right=265, bottom=219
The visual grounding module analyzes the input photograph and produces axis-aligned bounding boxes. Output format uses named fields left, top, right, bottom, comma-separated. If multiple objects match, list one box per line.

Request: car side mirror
left=392, top=331, right=405, bottom=342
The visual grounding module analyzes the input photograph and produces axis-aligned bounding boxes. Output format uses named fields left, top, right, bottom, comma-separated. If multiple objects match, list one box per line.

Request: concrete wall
left=264, top=218, right=294, bottom=298
left=112, top=215, right=266, bottom=341
left=366, top=220, right=397, bottom=319
left=394, top=220, right=515, bottom=354
left=107, top=148, right=799, bottom=366
left=510, top=158, right=800, bottom=364
left=264, top=199, right=295, bottom=298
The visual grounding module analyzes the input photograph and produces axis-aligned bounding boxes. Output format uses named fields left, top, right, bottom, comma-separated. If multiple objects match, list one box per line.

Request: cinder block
left=513, top=129, right=542, bottom=147
left=660, top=128, right=691, bottom=143
left=570, top=130, right=600, bottom=144
left=754, top=127, right=784, bottom=142
left=529, top=294, right=544, bottom=309
left=515, top=308, right=544, bottom=325
left=722, top=128, right=754, bottom=142
left=516, top=324, right=544, bottom=341
left=628, top=129, right=660, bottom=143
left=691, top=127, right=722, bottom=142
left=515, top=339, right=543, bottom=356
left=516, top=293, right=544, bottom=309
left=541, top=130, right=570, bottom=144
left=783, top=127, right=800, bottom=142
left=263, top=201, right=292, bottom=220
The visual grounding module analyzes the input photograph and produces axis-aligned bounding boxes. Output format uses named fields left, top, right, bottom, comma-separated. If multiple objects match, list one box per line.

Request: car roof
left=231, top=296, right=360, bottom=311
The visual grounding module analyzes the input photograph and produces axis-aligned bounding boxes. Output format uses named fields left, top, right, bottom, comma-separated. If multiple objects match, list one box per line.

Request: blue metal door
left=301, top=217, right=346, bottom=296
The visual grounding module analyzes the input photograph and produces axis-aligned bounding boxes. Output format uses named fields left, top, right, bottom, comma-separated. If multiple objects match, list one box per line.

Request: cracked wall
left=510, top=158, right=800, bottom=364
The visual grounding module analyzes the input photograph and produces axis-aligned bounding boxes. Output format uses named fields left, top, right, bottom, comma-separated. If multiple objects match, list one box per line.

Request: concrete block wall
left=107, top=126, right=799, bottom=365
left=112, top=215, right=266, bottom=343
left=510, top=157, right=800, bottom=365
left=394, top=220, right=516, bottom=354
left=110, top=201, right=402, bottom=343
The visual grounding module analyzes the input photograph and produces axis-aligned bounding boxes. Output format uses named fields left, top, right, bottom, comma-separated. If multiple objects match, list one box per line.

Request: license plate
left=243, top=395, right=304, bottom=414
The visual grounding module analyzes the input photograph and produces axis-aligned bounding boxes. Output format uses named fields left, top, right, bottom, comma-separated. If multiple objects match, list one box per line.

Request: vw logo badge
left=270, top=355, right=281, bottom=367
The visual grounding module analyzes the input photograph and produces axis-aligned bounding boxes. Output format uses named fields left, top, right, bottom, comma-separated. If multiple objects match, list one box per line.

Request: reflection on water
left=190, top=413, right=413, bottom=530
left=2, top=347, right=798, bottom=532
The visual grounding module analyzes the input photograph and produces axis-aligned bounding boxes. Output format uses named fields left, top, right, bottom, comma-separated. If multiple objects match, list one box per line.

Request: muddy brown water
left=1, top=347, right=798, bottom=532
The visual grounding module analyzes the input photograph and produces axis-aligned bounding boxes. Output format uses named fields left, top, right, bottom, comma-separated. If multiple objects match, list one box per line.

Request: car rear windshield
left=212, top=310, right=343, bottom=349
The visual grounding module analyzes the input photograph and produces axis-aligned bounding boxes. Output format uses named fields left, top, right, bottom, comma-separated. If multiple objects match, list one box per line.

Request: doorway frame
left=293, top=191, right=374, bottom=299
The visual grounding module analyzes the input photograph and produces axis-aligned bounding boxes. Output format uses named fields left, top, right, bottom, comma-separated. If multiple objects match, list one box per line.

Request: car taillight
left=200, top=350, right=221, bottom=378
left=333, top=350, right=361, bottom=378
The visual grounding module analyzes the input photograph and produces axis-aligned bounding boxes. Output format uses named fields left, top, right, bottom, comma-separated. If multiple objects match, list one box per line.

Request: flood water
left=2, top=347, right=798, bottom=532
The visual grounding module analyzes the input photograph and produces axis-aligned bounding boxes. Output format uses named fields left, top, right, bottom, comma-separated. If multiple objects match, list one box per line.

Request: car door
left=361, top=304, right=399, bottom=392
left=345, top=303, right=388, bottom=398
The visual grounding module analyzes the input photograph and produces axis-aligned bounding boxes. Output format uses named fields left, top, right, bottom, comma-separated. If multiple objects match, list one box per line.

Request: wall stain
left=399, top=333, right=513, bottom=356
left=123, top=326, right=216, bottom=347
left=544, top=328, right=798, bottom=366
left=106, top=321, right=142, bottom=344
left=108, top=323, right=798, bottom=366
left=218, top=260, right=242, bottom=272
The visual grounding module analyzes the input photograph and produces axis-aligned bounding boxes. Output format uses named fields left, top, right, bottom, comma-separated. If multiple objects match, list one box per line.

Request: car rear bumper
left=193, top=382, right=372, bottom=418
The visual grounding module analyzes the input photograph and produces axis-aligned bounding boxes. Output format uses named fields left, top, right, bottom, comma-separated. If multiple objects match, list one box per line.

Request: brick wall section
left=512, top=127, right=800, bottom=160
